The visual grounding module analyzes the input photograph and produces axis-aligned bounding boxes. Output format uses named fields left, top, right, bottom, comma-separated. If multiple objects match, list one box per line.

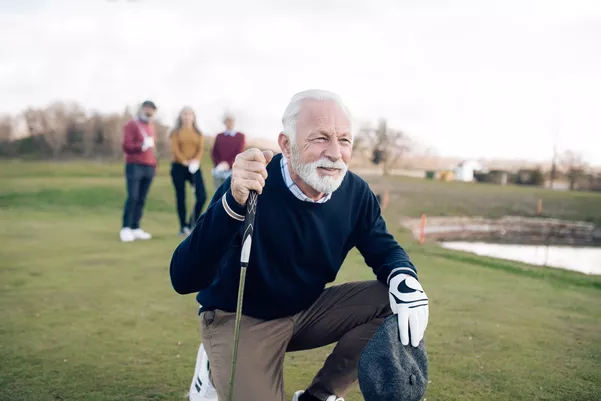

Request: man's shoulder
left=266, top=152, right=283, bottom=173
left=342, top=169, right=371, bottom=194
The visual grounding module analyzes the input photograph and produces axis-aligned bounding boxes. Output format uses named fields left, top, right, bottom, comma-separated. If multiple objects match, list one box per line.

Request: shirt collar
left=280, top=156, right=332, bottom=203
left=224, top=130, right=237, bottom=136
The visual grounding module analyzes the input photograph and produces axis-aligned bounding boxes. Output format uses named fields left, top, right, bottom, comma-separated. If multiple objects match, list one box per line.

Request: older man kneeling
left=170, top=89, right=429, bottom=401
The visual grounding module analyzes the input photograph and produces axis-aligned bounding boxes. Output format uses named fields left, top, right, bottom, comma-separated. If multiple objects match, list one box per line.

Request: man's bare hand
left=231, top=148, right=274, bottom=206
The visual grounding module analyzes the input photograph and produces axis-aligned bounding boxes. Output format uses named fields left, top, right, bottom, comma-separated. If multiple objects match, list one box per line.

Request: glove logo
left=397, top=277, right=423, bottom=294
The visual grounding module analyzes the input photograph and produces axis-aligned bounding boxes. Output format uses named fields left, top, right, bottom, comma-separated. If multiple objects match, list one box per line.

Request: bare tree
left=561, top=150, right=587, bottom=190
left=0, top=116, right=16, bottom=157
left=154, top=120, right=170, bottom=158
left=40, top=102, right=71, bottom=158
left=103, top=111, right=128, bottom=158
left=63, top=102, right=87, bottom=151
left=23, top=108, right=45, bottom=137
left=0, top=116, right=14, bottom=142
left=357, top=118, right=412, bottom=175
left=83, top=113, right=102, bottom=157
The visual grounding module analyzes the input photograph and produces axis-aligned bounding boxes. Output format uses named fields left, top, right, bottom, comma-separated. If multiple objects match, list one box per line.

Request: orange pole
left=419, top=213, right=427, bottom=245
left=537, top=199, right=543, bottom=215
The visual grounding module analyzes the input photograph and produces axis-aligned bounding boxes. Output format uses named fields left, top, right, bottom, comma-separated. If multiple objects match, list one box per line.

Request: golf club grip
left=240, top=190, right=258, bottom=266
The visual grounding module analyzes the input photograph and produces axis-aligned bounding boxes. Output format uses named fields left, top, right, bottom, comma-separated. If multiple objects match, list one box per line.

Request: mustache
left=314, top=158, right=347, bottom=170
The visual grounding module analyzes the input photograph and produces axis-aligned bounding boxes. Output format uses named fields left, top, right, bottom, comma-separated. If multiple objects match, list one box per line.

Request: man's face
left=142, top=106, right=155, bottom=119
left=287, top=99, right=352, bottom=194
left=224, top=118, right=235, bottom=131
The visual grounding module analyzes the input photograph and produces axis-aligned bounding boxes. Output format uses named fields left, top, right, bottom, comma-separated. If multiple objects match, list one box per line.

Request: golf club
left=227, top=190, right=258, bottom=401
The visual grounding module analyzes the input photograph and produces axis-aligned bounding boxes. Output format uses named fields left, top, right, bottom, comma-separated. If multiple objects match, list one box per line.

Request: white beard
left=289, top=144, right=348, bottom=194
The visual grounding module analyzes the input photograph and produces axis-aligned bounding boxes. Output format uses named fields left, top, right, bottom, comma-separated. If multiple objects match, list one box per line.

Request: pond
left=441, top=241, right=601, bottom=275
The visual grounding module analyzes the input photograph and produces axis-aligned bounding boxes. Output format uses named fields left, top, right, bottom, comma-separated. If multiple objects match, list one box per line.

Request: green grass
left=0, top=159, right=600, bottom=401
left=365, top=174, right=601, bottom=227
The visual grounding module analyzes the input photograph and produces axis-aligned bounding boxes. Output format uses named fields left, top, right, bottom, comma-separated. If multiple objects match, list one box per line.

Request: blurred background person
left=170, top=106, right=207, bottom=236
left=120, top=100, right=157, bottom=243
left=210, top=112, right=246, bottom=189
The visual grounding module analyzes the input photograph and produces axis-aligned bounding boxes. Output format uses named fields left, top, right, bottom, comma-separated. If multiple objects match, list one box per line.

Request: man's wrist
left=222, top=190, right=246, bottom=221
left=387, top=267, right=418, bottom=285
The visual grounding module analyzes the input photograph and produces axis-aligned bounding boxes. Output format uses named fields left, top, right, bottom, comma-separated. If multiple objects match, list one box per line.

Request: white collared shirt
left=280, top=156, right=332, bottom=203
left=223, top=130, right=237, bottom=137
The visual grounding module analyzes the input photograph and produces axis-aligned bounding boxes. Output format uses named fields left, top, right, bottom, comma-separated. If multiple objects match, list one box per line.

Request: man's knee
left=351, top=281, right=391, bottom=318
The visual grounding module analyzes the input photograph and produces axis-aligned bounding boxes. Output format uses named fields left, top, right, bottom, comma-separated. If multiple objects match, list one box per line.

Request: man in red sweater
left=120, top=100, right=157, bottom=243
left=210, top=113, right=246, bottom=189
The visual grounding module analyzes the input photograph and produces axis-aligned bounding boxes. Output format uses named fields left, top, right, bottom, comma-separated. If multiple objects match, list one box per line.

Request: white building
left=454, top=160, right=484, bottom=182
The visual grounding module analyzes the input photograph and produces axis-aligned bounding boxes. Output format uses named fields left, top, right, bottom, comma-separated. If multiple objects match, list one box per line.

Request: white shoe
left=120, top=227, right=135, bottom=242
left=132, top=228, right=152, bottom=240
left=189, top=343, right=218, bottom=401
left=292, top=390, right=343, bottom=401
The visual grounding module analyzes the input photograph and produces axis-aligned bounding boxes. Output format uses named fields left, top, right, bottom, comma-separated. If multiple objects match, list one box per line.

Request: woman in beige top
left=170, top=106, right=207, bottom=235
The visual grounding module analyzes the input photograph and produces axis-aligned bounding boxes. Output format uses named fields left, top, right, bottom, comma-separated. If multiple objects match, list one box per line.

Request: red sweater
left=122, top=119, right=157, bottom=167
left=211, top=132, right=246, bottom=167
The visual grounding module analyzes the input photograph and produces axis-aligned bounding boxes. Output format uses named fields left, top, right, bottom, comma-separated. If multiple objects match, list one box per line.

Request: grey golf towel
left=358, top=315, right=428, bottom=401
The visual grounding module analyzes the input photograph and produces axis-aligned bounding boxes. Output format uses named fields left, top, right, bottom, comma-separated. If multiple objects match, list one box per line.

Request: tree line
left=0, top=103, right=414, bottom=169
left=0, top=101, right=173, bottom=159
left=0, top=101, right=597, bottom=192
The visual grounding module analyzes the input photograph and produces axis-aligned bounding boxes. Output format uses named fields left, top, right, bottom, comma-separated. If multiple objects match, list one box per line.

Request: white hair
left=223, top=111, right=235, bottom=122
left=281, top=89, right=352, bottom=145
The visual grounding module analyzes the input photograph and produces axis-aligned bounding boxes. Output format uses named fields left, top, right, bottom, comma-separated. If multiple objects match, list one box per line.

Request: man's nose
left=324, top=139, right=342, bottom=161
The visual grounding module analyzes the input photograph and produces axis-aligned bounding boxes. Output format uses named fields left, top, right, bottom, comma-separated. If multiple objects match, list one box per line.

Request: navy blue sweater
left=169, top=153, right=417, bottom=320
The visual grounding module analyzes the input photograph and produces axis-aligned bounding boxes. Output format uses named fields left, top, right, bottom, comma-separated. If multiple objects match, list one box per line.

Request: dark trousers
left=200, top=281, right=391, bottom=401
left=122, top=163, right=155, bottom=229
left=171, top=162, right=207, bottom=230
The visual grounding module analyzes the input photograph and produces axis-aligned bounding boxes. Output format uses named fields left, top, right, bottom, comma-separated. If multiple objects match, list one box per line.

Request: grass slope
left=0, top=159, right=600, bottom=401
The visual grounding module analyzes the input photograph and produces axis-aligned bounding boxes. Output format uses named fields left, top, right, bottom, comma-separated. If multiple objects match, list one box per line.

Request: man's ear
left=278, top=132, right=291, bottom=158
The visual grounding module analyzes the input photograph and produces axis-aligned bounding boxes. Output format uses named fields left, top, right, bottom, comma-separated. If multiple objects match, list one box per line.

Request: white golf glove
left=141, top=137, right=155, bottom=152
left=188, top=160, right=200, bottom=174
left=389, top=273, right=429, bottom=347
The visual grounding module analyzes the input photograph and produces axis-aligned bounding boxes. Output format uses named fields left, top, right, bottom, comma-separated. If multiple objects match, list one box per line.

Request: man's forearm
left=370, top=245, right=417, bottom=286
left=169, top=189, right=245, bottom=294
left=122, top=125, right=142, bottom=153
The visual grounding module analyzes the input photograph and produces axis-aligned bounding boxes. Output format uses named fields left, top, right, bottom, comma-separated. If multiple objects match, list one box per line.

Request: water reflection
left=441, top=242, right=601, bottom=275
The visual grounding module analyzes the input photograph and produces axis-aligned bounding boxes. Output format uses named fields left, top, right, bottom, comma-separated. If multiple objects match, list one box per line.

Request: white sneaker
left=189, top=343, right=218, bottom=401
left=120, top=227, right=135, bottom=242
left=292, top=390, right=343, bottom=401
left=132, top=228, right=152, bottom=240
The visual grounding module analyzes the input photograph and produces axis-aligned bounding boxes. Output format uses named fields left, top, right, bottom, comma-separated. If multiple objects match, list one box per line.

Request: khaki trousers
left=200, top=281, right=391, bottom=401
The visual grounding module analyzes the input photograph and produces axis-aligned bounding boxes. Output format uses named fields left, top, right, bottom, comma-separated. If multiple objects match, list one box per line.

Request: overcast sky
left=1, top=0, right=600, bottom=165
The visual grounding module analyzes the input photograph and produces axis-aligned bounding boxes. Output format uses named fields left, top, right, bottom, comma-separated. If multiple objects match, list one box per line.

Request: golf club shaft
left=227, top=190, right=258, bottom=401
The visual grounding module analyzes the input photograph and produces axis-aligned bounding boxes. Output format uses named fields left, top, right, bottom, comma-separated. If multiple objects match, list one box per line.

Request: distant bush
left=517, top=168, right=545, bottom=186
